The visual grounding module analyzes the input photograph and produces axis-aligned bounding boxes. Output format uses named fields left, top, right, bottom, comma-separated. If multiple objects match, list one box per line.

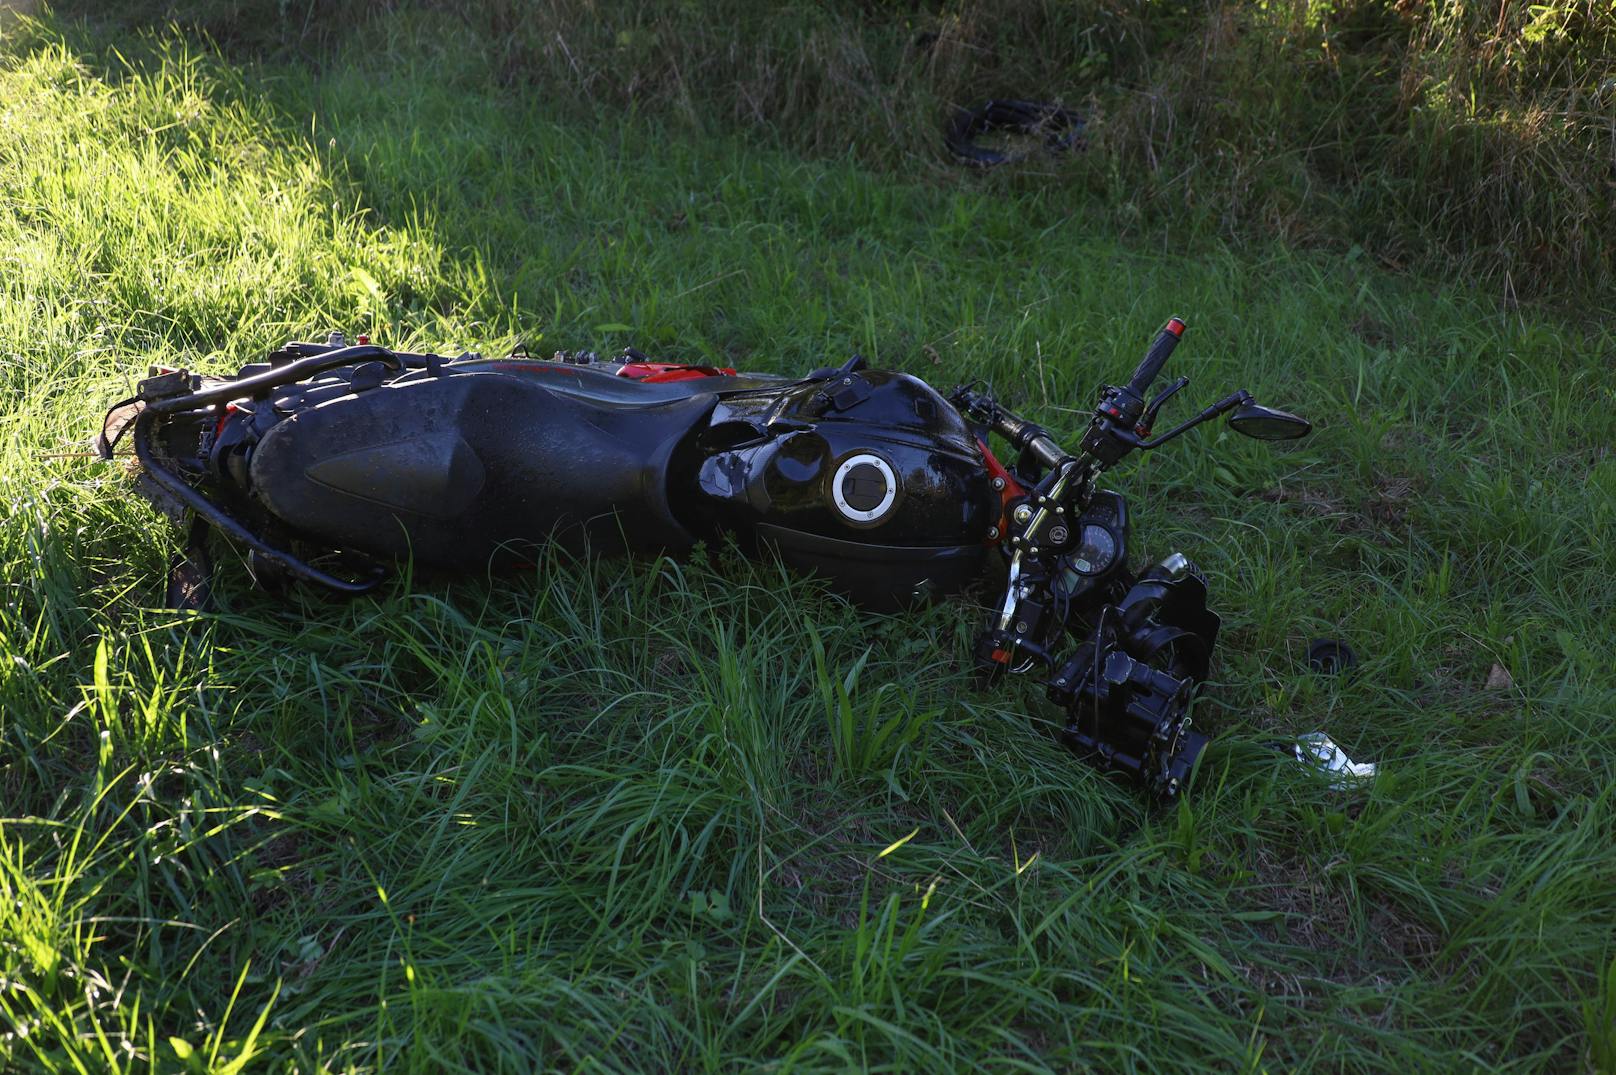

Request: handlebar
left=953, top=315, right=1203, bottom=479
left=951, top=386, right=1070, bottom=470
left=1125, top=316, right=1186, bottom=397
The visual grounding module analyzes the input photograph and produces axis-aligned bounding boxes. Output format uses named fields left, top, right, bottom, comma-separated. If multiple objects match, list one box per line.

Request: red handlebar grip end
left=1165, top=317, right=1186, bottom=338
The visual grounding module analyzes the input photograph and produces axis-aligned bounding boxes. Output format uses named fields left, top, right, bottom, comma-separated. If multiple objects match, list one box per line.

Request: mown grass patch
left=1, top=14, right=1614, bottom=1072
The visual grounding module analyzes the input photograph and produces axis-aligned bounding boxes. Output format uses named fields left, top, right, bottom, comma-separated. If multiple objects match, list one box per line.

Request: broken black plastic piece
left=945, top=99, right=1085, bottom=168
left=137, top=369, right=195, bottom=402
left=1306, top=638, right=1357, bottom=676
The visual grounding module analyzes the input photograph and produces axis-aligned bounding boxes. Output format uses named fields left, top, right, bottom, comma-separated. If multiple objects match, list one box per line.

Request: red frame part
left=616, top=362, right=738, bottom=383
left=976, top=437, right=1025, bottom=545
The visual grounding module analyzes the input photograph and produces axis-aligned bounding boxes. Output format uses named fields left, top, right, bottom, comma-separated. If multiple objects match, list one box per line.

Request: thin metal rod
left=145, top=345, right=401, bottom=415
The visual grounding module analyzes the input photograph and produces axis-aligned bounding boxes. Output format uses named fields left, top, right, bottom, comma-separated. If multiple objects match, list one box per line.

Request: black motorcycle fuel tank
left=690, top=368, right=998, bottom=608
left=247, top=365, right=717, bottom=566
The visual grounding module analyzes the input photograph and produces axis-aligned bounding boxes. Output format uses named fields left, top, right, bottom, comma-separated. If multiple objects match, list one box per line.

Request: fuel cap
left=831, top=453, right=898, bottom=525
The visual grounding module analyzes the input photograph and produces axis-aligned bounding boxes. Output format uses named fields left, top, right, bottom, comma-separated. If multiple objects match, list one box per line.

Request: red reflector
left=990, top=649, right=1010, bottom=664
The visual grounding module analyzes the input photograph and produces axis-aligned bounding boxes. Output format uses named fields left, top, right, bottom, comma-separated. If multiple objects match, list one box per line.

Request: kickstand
left=166, top=514, right=216, bottom=613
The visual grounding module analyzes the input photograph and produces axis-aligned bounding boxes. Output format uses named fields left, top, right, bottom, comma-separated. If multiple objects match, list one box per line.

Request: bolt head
left=1013, top=505, right=1032, bottom=523
left=991, top=476, right=1006, bottom=490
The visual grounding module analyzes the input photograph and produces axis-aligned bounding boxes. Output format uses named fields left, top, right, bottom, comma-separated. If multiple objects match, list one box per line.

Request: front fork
left=975, top=482, right=1221, bottom=797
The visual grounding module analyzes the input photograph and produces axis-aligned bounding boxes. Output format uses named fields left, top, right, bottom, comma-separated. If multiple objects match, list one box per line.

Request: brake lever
left=1140, top=375, right=1189, bottom=434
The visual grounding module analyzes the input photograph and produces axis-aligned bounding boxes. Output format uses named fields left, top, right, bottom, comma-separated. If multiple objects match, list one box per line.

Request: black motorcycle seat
left=250, top=371, right=720, bottom=565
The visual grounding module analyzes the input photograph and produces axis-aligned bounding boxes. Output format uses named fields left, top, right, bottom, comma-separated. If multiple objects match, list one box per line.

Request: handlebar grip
left=1125, top=316, right=1186, bottom=397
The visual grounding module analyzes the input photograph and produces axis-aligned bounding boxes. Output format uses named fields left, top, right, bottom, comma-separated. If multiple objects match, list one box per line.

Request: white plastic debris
left=1295, top=732, right=1377, bottom=788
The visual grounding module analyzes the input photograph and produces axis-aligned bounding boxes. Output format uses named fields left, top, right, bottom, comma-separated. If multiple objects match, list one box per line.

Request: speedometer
left=1068, top=524, right=1118, bottom=576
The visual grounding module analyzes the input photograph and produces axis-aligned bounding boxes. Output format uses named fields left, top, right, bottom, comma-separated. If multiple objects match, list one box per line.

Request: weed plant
left=1, top=12, right=1615, bottom=1072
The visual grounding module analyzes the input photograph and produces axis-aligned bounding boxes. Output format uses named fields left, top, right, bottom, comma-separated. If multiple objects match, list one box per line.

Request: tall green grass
left=1, top=15, right=1614, bottom=1071
left=54, top=0, right=1616, bottom=305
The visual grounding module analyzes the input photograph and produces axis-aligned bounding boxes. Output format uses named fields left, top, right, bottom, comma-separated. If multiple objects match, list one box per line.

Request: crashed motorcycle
left=99, top=317, right=1309, bottom=796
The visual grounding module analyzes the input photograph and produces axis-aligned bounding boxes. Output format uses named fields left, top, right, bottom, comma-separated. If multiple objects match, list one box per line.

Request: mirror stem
left=1138, top=390, right=1251, bottom=449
